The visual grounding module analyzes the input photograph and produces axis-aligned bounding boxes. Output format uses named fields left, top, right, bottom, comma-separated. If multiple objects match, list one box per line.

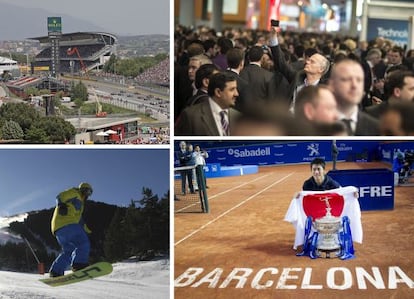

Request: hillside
left=0, top=191, right=169, bottom=273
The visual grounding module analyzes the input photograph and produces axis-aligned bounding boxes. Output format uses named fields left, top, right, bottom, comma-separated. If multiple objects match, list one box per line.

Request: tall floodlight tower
left=47, top=17, right=62, bottom=78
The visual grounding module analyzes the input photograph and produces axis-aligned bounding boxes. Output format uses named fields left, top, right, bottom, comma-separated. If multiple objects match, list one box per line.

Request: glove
left=83, top=224, right=92, bottom=234
left=58, top=203, right=68, bottom=216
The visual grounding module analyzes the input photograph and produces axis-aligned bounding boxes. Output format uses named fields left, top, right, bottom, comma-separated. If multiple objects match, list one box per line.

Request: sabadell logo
left=228, top=147, right=271, bottom=158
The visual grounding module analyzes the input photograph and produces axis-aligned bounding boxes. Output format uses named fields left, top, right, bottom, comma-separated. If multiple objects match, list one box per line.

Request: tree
left=103, top=208, right=127, bottom=262
left=24, top=126, right=50, bottom=143
left=26, top=116, right=76, bottom=143
left=103, top=186, right=169, bottom=262
left=103, top=54, right=117, bottom=74
left=1, top=120, right=24, bottom=140
left=71, top=81, right=88, bottom=102
left=24, top=87, right=39, bottom=97
left=0, top=102, right=40, bottom=132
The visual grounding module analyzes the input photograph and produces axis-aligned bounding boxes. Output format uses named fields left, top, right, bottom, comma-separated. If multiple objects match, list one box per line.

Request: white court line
left=175, top=172, right=295, bottom=246
left=175, top=173, right=271, bottom=213
left=208, top=173, right=271, bottom=200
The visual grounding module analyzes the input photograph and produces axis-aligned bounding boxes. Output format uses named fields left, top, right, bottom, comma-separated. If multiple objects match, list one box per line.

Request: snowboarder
left=49, top=182, right=93, bottom=277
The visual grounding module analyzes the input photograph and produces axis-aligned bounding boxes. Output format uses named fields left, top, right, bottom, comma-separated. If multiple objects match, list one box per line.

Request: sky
left=0, top=148, right=170, bottom=217
left=0, top=0, right=169, bottom=36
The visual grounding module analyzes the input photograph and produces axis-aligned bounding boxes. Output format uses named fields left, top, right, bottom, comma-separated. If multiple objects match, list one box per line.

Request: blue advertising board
left=366, top=18, right=408, bottom=47
left=202, top=141, right=380, bottom=167
left=328, top=168, right=394, bottom=211
left=378, top=142, right=414, bottom=164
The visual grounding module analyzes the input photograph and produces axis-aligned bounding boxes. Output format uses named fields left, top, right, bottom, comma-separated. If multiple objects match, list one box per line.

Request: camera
left=270, top=19, right=279, bottom=27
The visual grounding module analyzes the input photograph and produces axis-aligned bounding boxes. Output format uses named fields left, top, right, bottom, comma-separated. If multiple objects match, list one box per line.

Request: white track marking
left=175, top=172, right=295, bottom=246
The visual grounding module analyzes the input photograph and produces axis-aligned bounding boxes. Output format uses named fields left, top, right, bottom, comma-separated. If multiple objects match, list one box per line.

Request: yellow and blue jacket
left=51, top=187, right=91, bottom=234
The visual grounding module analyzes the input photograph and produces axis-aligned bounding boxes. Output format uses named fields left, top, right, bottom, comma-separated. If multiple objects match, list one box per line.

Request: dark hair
left=294, top=44, right=305, bottom=58
left=207, top=72, right=237, bottom=97
left=304, top=47, right=318, bottom=58
left=248, top=46, right=264, bottom=63
left=226, top=48, right=245, bottom=69
left=381, top=102, right=414, bottom=135
left=311, top=158, right=326, bottom=169
left=194, top=63, right=219, bottom=89
left=235, top=37, right=248, bottom=49
left=217, top=37, right=233, bottom=55
left=385, top=64, right=409, bottom=76
left=295, top=85, right=333, bottom=120
left=383, top=70, right=414, bottom=100
left=203, top=39, right=216, bottom=53
left=295, top=85, right=321, bottom=120
left=389, top=46, right=404, bottom=57
left=321, top=45, right=332, bottom=57
left=187, top=41, right=205, bottom=57
left=313, top=121, right=348, bottom=136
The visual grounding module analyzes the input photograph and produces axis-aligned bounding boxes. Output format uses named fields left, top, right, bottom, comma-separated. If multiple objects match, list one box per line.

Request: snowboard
left=39, top=262, right=113, bottom=287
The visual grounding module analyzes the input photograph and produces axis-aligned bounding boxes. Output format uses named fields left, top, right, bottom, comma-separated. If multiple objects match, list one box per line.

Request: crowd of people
left=135, top=58, right=170, bottom=86
left=174, top=24, right=414, bottom=136
left=392, top=149, right=414, bottom=185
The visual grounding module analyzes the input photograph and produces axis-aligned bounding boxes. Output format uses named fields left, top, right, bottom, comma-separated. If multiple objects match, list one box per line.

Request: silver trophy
left=313, top=196, right=341, bottom=257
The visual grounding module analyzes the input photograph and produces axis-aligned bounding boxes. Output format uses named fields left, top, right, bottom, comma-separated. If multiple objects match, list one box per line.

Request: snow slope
left=0, top=214, right=27, bottom=245
left=0, top=258, right=170, bottom=299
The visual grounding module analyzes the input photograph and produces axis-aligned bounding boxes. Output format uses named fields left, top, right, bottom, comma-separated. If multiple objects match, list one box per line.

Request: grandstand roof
left=6, top=76, right=42, bottom=88
left=29, top=32, right=117, bottom=44
left=65, top=116, right=140, bottom=131
left=0, top=56, right=17, bottom=64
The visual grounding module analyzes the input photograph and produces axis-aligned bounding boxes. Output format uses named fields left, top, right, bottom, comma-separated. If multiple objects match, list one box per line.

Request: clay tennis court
left=174, top=162, right=414, bottom=299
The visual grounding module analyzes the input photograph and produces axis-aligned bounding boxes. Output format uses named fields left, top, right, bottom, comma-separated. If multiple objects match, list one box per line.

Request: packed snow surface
left=0, top=258, right=170, bottom=299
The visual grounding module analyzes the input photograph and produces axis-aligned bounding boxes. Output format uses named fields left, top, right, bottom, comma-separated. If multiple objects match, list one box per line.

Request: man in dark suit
left=329, top=59, right=380, bottom=136
left=225, top=47, right=248, bottom=113
left=175, top=72, right=240, bottom=136
left=177, top=141, right=194, bottom=195
left=240, top=45, right=278, bottom=103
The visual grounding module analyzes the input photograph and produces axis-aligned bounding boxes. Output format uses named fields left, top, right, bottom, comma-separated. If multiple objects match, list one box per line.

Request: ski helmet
left=79, top=182, right=93, bottom=197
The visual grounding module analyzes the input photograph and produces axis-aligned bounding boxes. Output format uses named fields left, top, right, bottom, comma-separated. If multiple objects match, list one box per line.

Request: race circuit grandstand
left=30, top=32, right=117, bottom=74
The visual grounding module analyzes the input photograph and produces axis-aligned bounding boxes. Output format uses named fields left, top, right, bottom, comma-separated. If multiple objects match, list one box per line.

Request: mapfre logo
left=359, top=186, right=393, bottom=198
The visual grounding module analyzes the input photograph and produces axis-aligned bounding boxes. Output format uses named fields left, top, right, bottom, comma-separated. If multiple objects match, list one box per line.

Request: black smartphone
left=270, top=19, right=279, bottom=27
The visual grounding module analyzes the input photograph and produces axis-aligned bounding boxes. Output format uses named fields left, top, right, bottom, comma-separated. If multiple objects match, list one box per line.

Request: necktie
left=342, top=119, right=353, bottom=135
left=220, top=110, right=229, bottom=136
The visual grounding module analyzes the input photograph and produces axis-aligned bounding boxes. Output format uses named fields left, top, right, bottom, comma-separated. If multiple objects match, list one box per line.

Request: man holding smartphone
left=268, top=20, right=331, bottom=114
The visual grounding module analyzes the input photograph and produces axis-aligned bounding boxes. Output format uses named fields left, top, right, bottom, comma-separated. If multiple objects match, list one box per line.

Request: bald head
left=304, top=53, right=330, bottom=77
